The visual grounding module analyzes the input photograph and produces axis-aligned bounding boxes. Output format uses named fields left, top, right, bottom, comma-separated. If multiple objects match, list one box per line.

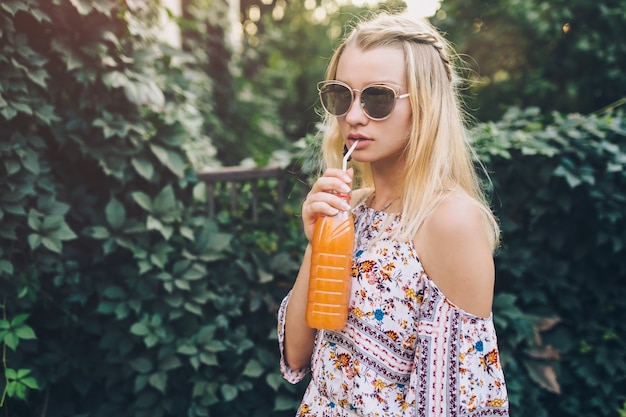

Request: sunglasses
left=317, top=80, right=409, bottom=121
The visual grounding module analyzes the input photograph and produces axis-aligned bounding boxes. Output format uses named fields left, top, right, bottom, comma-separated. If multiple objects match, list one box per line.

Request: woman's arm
left=282, top=168, right=354, bottom=370
left=283, top=245, right=317, bottom=370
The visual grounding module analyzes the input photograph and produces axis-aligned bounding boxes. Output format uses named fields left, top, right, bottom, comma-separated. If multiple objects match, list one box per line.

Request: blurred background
left=1, top=1, right=625, bottom=416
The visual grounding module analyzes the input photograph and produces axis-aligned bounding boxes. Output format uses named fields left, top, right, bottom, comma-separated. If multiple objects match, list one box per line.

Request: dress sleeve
left=405, top=279, right=509, bottom=416
left=277, top=290, right=311, bottom=383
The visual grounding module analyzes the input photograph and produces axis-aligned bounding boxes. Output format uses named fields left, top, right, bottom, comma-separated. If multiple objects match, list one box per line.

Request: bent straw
left=342, top=141, right=359, bottom=172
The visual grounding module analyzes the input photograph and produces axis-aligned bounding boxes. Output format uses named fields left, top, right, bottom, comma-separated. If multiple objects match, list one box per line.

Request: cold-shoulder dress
left=278, top=202, right=509, bottom=416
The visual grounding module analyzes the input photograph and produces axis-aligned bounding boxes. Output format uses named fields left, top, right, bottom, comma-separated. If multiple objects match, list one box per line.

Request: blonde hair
left=318, top=12, right=500, bottom=250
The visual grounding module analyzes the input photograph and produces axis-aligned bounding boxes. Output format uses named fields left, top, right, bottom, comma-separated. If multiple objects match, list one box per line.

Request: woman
left=278, top=12, right=509, bottom=417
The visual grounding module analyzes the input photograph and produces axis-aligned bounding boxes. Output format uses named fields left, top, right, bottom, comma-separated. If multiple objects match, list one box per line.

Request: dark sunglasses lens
left=320, top=83, right=352, bottom=116
left=362, top=86, right=396, bottom=119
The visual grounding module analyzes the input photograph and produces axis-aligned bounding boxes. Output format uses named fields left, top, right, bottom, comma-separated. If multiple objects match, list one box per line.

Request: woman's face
left=334, top=45, right=412, bottom=169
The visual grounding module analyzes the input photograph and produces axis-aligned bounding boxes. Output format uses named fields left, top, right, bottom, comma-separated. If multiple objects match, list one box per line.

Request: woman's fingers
left=310, top=170, right=351, bottom=194
left=304, top=193, right=351, bottom=216
left=301, top=168, right=353, bottom=241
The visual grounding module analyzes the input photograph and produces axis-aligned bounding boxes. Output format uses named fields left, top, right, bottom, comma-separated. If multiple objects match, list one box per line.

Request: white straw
left=342, top=141, right=359, bottom=172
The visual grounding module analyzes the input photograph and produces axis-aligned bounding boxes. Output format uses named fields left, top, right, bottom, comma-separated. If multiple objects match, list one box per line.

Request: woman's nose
left=343, top=93, right=369, bottom=125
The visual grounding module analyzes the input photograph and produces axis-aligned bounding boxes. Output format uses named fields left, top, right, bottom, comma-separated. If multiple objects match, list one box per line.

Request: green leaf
left=144, top=334, right=159, bottom=348
left=41, top=236, right=62, bottom=253
left=132, top=157, right=154, bottom=180
left=173, top=279, right=190, bottom=291
left=27, top=211, right=42, bottom=231
left=2, top=204, right=25, bottom=216
left=3, top=332, right=19, bottom=350
left=11, top=101, right=33, bottom=115
left=42, top=215, right=63, bottom=231
left=153, top=185, right=177, bottom=217
left=196, top=326, right=216, bottom=344
left=1, top=1, right=29, bottom=16
left=26, top=68, right=48, bottom=89
left=258, top=267, right=273, bottom=283
left=266, top=373, right=282, bottom=391
left=1, top=106, right=17, bottom=120
left=134, top=374, right=149, bottom=393
left=4, top=159, right=21, bottom=175
left=20, top=147, right=40, bottom=174
left=5, top=368, right=17, bottom=379
left=10, top=314, right=30, bottom=327
left=103, top=285, right=127, bottom=299
left=30, top=8, right=51, bottom=23
left=38, top=196, right=71, bottom=215
left=54, top=222, right=78, bottom=240
left=199, top=352, right=218, bottom=366
left=182, top=263, right=207, bottom=281
left=554, top=165, right=582, bottom=188
left=96, top=301, right=115, bottom=314
left=242, top=359, right=264, bottom=377
left=183, top=302, right=202, bottom=316
left=221, top=384, right=238, bottom=402
left=176, top=345, right=198, bottom=355
left=164, top=294, right=183, bottom=308
left=34, top=103, right=60, bottom=124
left=180, top=225, right=194, bottom=240
left=102, top=71, right=128, bottom=89
left=17, top=287, right=28, bottom=298
left=274, top=394, right=298, bottom=411
left=58, top=44, right=83, bottom=71
left=84, top=226, right=110, bottom=239
left=14, top=381, right=26, bottom=398
left=105, top=197, right=126, bottom=230
left=27, top=234, right=41, bottom=250
left=206, top=232, right=233, bottom=253
left=158, top=355, right=182, bottom=371
left=129, top=357, right=153, bottom=374
left=148, top=371, right=167, bottom=393
left=21, top=376, right=39, bottom=389
left=68, top=0, right=94, bottom=15
left=15, top=326, right=36, bottom=340
left=130, top=323, right=150, bottom=337
left=149, top=251, right=167, bottom=269
left=132, top=191, right=153, bottom=211
left=204, top=340, right=226, bottom=353
left=150, top=144, right=186, bottom=178
left=146, top=215, right=163, bottom=232
left=0, top=259, right=13, bottom=274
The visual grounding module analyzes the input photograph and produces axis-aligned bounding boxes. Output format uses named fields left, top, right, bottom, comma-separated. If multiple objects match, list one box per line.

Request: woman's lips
left=348, top=137, right=371, bottom=149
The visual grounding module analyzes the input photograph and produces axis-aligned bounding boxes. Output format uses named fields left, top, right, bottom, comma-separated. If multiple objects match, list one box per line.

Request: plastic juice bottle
left=306, top=194, right=354, bottom=331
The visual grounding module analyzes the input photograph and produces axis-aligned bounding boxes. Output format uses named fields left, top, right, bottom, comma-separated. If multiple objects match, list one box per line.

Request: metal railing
left=196, top=165, right=308, bottom=223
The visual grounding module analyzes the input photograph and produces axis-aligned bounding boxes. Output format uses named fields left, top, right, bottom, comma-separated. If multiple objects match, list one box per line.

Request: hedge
left=472, top=107, right=626, bottom=416
left=2, top=1, right=626, bottom=416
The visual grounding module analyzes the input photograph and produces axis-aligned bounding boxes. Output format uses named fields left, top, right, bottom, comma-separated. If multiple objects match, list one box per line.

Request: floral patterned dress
left=278, top=202, right=509, bottom=417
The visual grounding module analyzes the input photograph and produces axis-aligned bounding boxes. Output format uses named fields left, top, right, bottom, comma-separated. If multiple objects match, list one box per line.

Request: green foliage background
left=472, top=108, right=626, bottom=416
left=1, top=1, right=625, bottom=417
left=436, top=0, right=626, bottom=121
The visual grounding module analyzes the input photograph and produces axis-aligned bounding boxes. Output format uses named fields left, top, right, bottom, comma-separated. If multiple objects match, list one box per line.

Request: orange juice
left=306, top=208, right=354, bottom=330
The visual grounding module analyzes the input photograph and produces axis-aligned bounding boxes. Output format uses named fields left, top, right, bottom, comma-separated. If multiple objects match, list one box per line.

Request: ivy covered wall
left=1, top=1, right=625, bottom=417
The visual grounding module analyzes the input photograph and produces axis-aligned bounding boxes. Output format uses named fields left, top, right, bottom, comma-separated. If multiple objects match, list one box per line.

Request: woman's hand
left=301, top=168, right=353, bottom=242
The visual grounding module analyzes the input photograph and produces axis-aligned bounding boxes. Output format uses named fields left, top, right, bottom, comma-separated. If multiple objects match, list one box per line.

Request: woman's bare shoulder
left=427, top=191, right=487, bottom=237
left=415, top=190, right=495, bottom=317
